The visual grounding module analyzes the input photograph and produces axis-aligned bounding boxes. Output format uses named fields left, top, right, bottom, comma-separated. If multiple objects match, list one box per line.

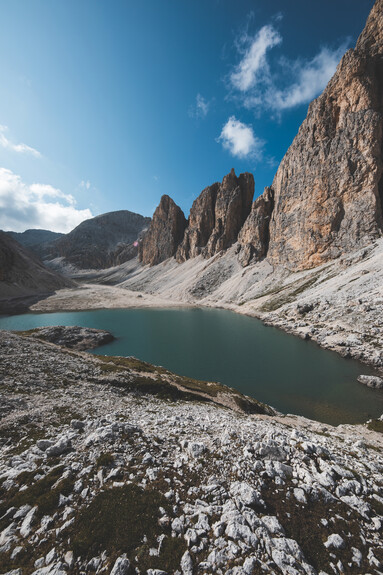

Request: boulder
left=357, top=374, right=383, bottom=388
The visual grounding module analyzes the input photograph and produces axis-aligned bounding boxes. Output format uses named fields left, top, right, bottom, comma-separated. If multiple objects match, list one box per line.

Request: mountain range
left=0, top=0, right=382, bottom=371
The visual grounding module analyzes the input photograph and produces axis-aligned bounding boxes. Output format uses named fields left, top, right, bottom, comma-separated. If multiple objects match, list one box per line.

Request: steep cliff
left=139, top=195, right=187, bottom=266
left=204, top=169, right=254, bottom=258
left=238, top=186, right=274, bottom=267
left=263, top=0, right=383, bottom=270
left=176, top=182, right=220, bottom=262
left=177, top=169, right=254, bottom=262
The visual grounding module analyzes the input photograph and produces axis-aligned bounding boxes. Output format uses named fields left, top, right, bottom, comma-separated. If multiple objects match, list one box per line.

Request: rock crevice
left=237, top=186, right=274, bottom=267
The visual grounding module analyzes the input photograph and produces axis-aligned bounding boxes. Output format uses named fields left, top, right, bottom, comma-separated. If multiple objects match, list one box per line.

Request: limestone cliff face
left=265, top=0, right=383, bottom=270
left=176, top=182, right=220, bottom=262
left=139, top=195, right=187, bottom=266
left=237, top=186, right=274, bottom=267
left=205, top=169, right=254, bottom=258
left=177, top=169, right=254, bottom=262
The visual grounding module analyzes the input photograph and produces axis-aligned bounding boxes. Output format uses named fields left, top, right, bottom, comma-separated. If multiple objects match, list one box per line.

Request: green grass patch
left=367, top=419, right=383, bottom=433
left=53, top=406, right=83, bottom=426
left=96, top=451, right=115, bottom=468
left=70, top=483, right=185, bottom=571
left=0, top=421, right=46, bottom=455
left=96, top=353, right=272, bottom=415
left=260, top=273, right=321, bottom=312
left=262, top=480, right=371, bottom=573
left=0, top=465, right=74, bottom=526
left=96, top=355, right=169, bottom=375
left=139, top=536, right=187, bottom=573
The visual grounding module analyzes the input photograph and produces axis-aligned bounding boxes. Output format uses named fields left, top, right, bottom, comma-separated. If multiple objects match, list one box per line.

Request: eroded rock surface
left=266, top=0, right=383, bottom=270
left=176, top=182, right=220, bottom=262
left=139, top=196, right=187, bottom=266
left=358, top=375, right=383, bottom=389
left=0, top=331, right=382, bottom=575
left=238, top=186, right=274, bottom=267
left=205, top=170, right=254, bottom=258
left=177, top=169, right=254, bottom=262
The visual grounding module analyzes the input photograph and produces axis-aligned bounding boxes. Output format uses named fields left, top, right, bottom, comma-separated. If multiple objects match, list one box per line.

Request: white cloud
left=268, top=45, right=349, bottom=110
left=230, top=22, right=350, bottom=113
left=217, top=116, right=263, bottom=159
left=231, top=24, right=282, bottom=92
left=0, top=125, right=41, bottom=158
left=189, top=94, right=210, bottom=119
left=0, top=167, right=93, bottom=233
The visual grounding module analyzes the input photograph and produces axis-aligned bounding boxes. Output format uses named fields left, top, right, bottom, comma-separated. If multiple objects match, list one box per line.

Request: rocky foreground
left=0, top=331, right=383, bottom=575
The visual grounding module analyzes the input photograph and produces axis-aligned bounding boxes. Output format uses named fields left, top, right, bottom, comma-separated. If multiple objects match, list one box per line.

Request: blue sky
left=0, top=0, right=374, bottom=232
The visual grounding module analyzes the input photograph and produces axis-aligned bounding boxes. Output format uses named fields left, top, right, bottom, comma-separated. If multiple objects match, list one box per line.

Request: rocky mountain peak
left=46, top=210, right=150, bottom=270
left=356, top=0, right=383, bottom=55
left=177, top=169, right=254, bottom=262
left=256, top=0, right=383, bottom=271
left=139, top=195, right=187, bottom=266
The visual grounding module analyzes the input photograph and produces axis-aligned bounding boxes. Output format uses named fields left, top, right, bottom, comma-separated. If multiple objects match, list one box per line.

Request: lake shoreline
left=1, top=281, right=380, bottom=377
left=1, top=301, right=383, bottom=425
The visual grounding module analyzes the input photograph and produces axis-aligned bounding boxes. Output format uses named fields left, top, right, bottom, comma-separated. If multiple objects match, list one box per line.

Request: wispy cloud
left=231, top=25, right=282, bottom=92
left=230, top=22, right=350, bottom=113
left=0, top=167, right=92, bottom=233
left=267, top=46, right=349, bottom=110
left=79, top=180, right=91, bottom=190
left=189, top=94, right=210, bottom=119
left=0, top=125, right=41, bottom=158
left=217, top=116, right=263, bottom=159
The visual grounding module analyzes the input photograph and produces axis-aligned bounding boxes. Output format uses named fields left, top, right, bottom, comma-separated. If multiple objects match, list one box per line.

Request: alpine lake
left=1, top=307, right=382, bottom=426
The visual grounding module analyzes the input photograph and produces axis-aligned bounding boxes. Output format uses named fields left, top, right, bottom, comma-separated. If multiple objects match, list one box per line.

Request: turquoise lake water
left=1, top=307, right=382, bottom=425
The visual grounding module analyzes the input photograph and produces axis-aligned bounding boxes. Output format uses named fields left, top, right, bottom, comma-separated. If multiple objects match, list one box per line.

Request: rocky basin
left=0, top=331, right=382, bottom=574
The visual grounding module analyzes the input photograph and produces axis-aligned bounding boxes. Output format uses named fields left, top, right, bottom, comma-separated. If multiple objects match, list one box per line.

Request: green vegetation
left=70, top=484, right=186, bottom=571
left=0, top=465, right=74, bottom=527
left=260, top=273, right=321, bottom=312
left=262, top=480, right=372, bottom=573
left=96, top=451, right=115, bottom=468
left=0, top=420, right=46, bottom=455
left=95, top=354, right=169, bottom=375
left=95, top=354, right=272, bottom=415
left=13, top=328, right=41, bottom=337
left=367, top=419, right=383, bottom=433
left=54, top=405, right=83, bottom=425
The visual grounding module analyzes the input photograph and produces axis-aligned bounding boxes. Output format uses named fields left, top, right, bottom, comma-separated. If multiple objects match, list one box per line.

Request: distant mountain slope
left=0, top=231, right=72, bottom=300
left=7, top=229, right=63, bottom=248
left=7, top=229, right=64, bottom=260
left=46, top=210, right=151, bottom=270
